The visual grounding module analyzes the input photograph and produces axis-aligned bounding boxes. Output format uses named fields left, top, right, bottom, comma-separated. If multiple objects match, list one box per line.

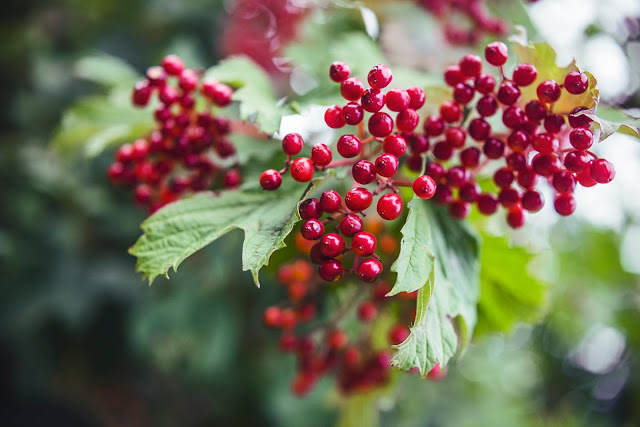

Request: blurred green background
left=1, top=0, right=640, bottom=426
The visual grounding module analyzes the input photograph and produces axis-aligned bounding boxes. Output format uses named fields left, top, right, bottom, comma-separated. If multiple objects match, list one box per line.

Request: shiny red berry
left=321, top=233, right=345, bottom=258
left=260, top=169, right=282, bottom=190
left=485, top=41, right=508, bottom=66
left=554, top=193, right=576, bottom=216
left=512, top=63, right=537, bottom=86
left=290, top=157, right=314, bottom=182
left=537, top=80, right=561, bottom=103
left=319, top=190, right=342, bottom=213
left=413, top=175, right=437, bottom=199
left=337, top=134, right=361, bottom=158
left=352, top=232, right=376, bottom=256
left=319, top=259, right=344, bottom=282
left=564, top=70, right=589, bottom=94
left=367, top=64, right=393, bottom=89
left=311, top=143, right=332, bottom=167
left=590, top=158, right=615, bottom=183
left=329, top=61, right=350, bottom=82
left=282, top=133, right=304, bottom=155
left=301, top=219, right=324, bottom=240
left=338, top=214, right=363, bottom=237
left=340, top=77, right=365, bottom=101
left=358, top=258, right=383, bottom=282
left=368, top=112, right=394, bottom=137
left=377, top=193, right=403, bottom=220
left=345, top=187, right=373, bottom=212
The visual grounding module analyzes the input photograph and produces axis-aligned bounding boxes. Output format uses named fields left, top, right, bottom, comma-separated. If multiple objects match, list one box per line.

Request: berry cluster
left=260, top=62, right=441, bottom=281
left=221, top=0, right=308, bottom=74
left=419, top=41, right=614, bottom=227
left=107, top=55, right=239, bottom=212
left=263, top=229, right=445, bottom=397
left=416, top=0, right=507, bottom=45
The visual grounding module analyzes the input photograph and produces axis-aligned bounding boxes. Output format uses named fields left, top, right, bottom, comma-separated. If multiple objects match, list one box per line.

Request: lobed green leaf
left=129, top=178, right=320, bottom=286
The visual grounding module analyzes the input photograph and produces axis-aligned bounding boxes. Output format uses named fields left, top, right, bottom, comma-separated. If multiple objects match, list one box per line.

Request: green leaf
left=388, top=198, right=436, bottom=296
left=52, top=91, right=154, bottom=157
left=74, top=53, right=139, bottom=87
left=510, top=27, right=599, bottom=114
left=129, top=178, right=319, bottom=286
left=574, top=106, right=640, bottom=142
left=205, top=56, right=290, bottom=134
left=475, top=235, right=547, bottom=336
left=391, top=201, right=480, bottom=376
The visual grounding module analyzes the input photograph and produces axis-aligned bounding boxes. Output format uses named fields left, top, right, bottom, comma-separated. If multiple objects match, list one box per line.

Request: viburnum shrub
left=88, top=16, right=637, bottom=400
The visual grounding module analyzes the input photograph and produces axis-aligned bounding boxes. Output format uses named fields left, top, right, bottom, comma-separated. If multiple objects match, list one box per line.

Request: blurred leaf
left=52, top=91, right=154, bottom=157
left=206, top=56, right=291, bottom=134
left=389, top=198, right=436, bottom=296
left=392, top=201, right=480, bottom=375
left=74, top=53, right=139, bottom=87
left=488, top=0, right=539, bottom=40
left=130, top=178, right=320, bottom=286
left=575, top=106, right=640, bottom=142
left=336, top=393, right=379, bottom=427
left=510, top=27, right=599, bottom=114
left=475, top=235, right=547, bottom=336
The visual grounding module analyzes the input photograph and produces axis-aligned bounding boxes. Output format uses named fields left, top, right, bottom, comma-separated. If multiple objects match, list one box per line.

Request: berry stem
left=325, top=159, right=358, bottom=169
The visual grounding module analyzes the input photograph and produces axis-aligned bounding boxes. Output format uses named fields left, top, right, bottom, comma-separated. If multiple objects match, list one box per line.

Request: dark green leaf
left=129, top=178, right=319, bottom=286
left=391, top=201, right=480, bottom=375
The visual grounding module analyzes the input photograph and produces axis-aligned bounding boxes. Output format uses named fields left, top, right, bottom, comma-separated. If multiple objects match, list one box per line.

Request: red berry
left=524, top=100, right=547, bottom=122
left=340, top=77, right=365, bottom=101
left=263, top=306, right=282, bottom=328
left=161, top=54, right=184, bottom=75
left=446, top=166, right=469, bottom=187
left=146, top=66, right=166, bottom=86
left=517, top=168, right=538, bottom=189
left=321, top=233, right=345, bottom=258
left=485, top=41, right=508, bottom=66
left=338, top=214, right=363, bottom=237
left=282, top=133, right=304, bottom=155
left=388, top=324, right=410, bottom=345
left=532, top=153, right=561, bottom=177
left=223, top=169, right=241, bottom=188
left=260, top=169, right=282, bottom=190
left=342, top=102, right=364, bottom=125
left=459, top=182, right=480, bottom=202
left=506, top=206, right=526, bottom=229
left=459, top=54, right=482, bottom=77
left=368, top=112, right=394, bottom=138
left=476, top=96, right=498, bottom=118
left=577, top=170, right=597, bottom=187
left=564, top=150, right=591, bottom=173
left=318, top=259, right=344, bottom=282
left=396, top=109, right=419, bottom=131
left=337, top=134, right=361, bottom=158
left=522, top=190, right=544, bottom=212
left=325, top=105, right=346, bottom=128
left=446, top=127, right=466, bottom=148
left=502, top=106, right=525, bottom=129
left=299, top=198, right=322, bottom=219
left=508, top=130, right=530, bottom=152
left=357, top=301, right=378, bottom=322
left=568, top=107, right=593, bottom=129
left=346, top=187, right=373, bottom=212
left=449, top=200, right=471, bottom=220
left=311, top=143, right=332, bottom=167
left=590, top=158, right=615, bottom=183
left=132, top=80, right=152, bottom=106
left=352, top=160, right=376, bottom=184
left=444, top=65, right=464, bottom=86
left=423, top=115, right=445, bottom=136
left=469, top=118, right=491, bottom=141
left=453, top=83, right=475, bottom=104
left=178, top=69, right=198, bottom=91
left=537, top=80, right=561, bottom=103
left=377, top=193, right=403, bottom=220
left=358, top=258, right=383, bottom=282
left=320, top=190, right=342, bottom=213
left=552, top=170, right=577, bottom=193
left=512, top=63, right=537, bottom=86
left=367, top=64, right=393, bottom=89
left=290, top=157, right=314, bottom=182
left=433, top=141, right=454, bottom=160
left=407, top=153, right=424, bottom=172
left=494, top=167, right=515, bottom=188
left=327, top=329, right=348, bottom=349
left=301, top=219, right=324, bottom=240
left=564, top=70, right=589, bottom=94
left=134, top=184, right=153, bottom=205
left=279, top=334, right=298, bottom=353
left=554, top=193, right=576, bottom=216
left=386, top=89, right=410, bottom=111
left=375, top=153, right=399, bottom=177
left=483, top=138, right=505, bottom=159
left=413, top=175, right=437, bottom=199
left=310, top=243, right=327, bottom=264
left=407, top=86, right=426, bottom=109
left=352, top=232, right=377, bottom=256
left=460, top=147, right=481, bottom=168
left=330, top=61, right=350, bottom=82
left=497, top=82, right=521, bottom=105
left=475, top=73, right=496, bottom=94
left=361, top=89, right=386, bottom=112
left=440, top=101, right=462, bottom=122
left=383, top=135, right=407, bottom=157
left=427, top=363, right=448, bottom=381
left=499, top=188, right=520, bottom=207
left=426, top=162, right=446, bottom=181
left=532, top=133, right=559, bottom=154
left=477, top=193, right=498, bottom=214
left=569, top=128, right=593, bottom=150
